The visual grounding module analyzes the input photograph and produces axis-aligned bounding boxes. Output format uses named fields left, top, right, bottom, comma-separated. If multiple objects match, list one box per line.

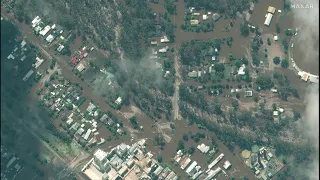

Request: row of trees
left=46, top=123, right=72, bottom=144
left=273, top=56, right=289, bottom=68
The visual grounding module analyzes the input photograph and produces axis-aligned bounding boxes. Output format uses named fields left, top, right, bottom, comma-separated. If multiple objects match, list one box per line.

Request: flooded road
left=1, top=3, right=259, bottom=179
left=150, top=1, right=259, bottom=179
left=151, top=0, right=250, bottom=59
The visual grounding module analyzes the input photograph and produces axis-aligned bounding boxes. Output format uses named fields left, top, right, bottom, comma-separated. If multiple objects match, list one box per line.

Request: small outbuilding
left=267, top=6, right=276, bottom=14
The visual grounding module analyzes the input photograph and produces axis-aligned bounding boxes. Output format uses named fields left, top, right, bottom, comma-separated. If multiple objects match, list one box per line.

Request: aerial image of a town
left=1, top=0, right=319, bottom=179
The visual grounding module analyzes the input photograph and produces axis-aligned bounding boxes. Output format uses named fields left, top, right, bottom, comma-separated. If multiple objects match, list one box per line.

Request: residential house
left=7, top=54, right=15, bottom=60
left=238, top=64, right=246, bottom=75
left=76, top=62, right=86, bottom=72
left=57, top=44, right=65, bottom=52
left=309, top=75, right=319, bottom=83
left=40, top=25, right=51, bottom=36
left=212, top=13, right=220, bottom=22
left=202, top=14, right=208, bottom=20
left=264, top=13, right=273, bottom=26
left=190, top=20, right=199, bottom=26
left=160, top=36, right=170, bottom=43
left=223, top=161, right=231, bottom=170
left=267, top=6, right=276, bottom=14
left=188, top=71, right=198, bottom=78
left=21, top=40, right=26, bottom=48
left=20, top=55, right=26, bottom=61
left=34, top=57, right=44, bottom=69
left=115, top=97, right=122, bottom=105
left=46, top=34, right=55, bottom=43
left=70, top=56, right=78, bottom=65
left=244, top=90, right=253, bottom=97
left=100, top=114, right=109, bottom=123
left=22, top=70, right=34, bottom=82
left=151, top=40, right=158, bottom=45
left=31, top=16, right=41, bottom=28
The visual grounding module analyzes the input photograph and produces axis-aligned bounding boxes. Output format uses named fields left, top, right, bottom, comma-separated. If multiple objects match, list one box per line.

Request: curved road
left=288, top=24, right=319, bottom=79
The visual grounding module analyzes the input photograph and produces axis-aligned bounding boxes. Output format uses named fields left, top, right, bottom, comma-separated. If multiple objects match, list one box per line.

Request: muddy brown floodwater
left=149, top=1, right=259, bottom=179
left=249, top=0, right=294, bottom=34
left=2, top=3, right=259, bottom=179
left=151, top=0, right=249, bottom=58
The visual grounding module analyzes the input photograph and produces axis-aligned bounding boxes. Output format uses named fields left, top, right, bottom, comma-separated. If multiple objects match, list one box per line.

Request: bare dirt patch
left=260, top=34, right=286, bottom=71
left=156, top=122, right=173, bottom=143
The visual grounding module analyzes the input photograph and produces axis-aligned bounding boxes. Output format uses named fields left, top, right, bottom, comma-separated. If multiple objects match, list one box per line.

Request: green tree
left=252, top=52, right=260, bottom=66
left=282, top=39, right=289, bottom=53
left=273, top=56, right=281, bottom=65
left=157, top=156, right=163, bottom=163
left=281, top=59, right=289, bottom=68
left=66, top=103, right=73, bottom=110
left=293, top=110, right=301, bottom=121
left=183, top=134, right=189, bottom=141
left=154, top=135, right=165, bottom=148
left=267, top=37, right=271, bottom=46
left=242, top=57, right=248, bottom=65
left=164, top=0, right=177, bottom=14
left=235, top=59, right=241, bottom=68
left=256, top=74, right=274, bottom=90
left=229, top=52, right=234, bottom=61
left=130, top=116, right=139, bottom=129
left=214, top=64, right=225, bottom=72
left=177, top=140, right=185, bottom=151
left=226, top=37, right=233, bottom=47
left=236, top=92, right=240, bottom=99
left=285, top=29, right=293, bottom=36
left=240, top=20, right=250, bottom=37
left=276, top=23, right=281, bottom=33
left=188, top=146, right=195, bottom=154
left=272, top=103, right=277, bottom=110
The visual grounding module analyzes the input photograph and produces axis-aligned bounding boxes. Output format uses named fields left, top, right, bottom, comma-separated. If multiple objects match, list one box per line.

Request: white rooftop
left=46, top=34, right=54, bottom=43
left=34, top=57, right=44, bottom=69
left=32, top=16, right=41, bottom=27
left=115, top=97, right=122, bottom=105
left=94, top=149, right=108, bottom=162
left=76, top=62, right=86, bottom=72
left=203, top=14, right=208, bottom=20
left=40, top=25, right=51, bottom=36
left=57, top=44, right=65, bottom=52
left=161, top=36, right=170, bottom=43
left=21, top=40, right=26, bottom=47
left=309, top=75, right=319, bottom=83
left=238, top=64, right=246, bottom=75
left=223, top=160, right=231, bottom=169
left=197, top=143, right=210, bottom=153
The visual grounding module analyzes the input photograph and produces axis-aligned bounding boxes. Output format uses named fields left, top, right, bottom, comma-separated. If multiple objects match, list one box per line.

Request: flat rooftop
left=84, top=165, right=103, bottom=180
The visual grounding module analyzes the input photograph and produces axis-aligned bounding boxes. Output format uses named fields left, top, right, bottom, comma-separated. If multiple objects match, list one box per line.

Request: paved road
left=173, top=50, right=182, bottom=121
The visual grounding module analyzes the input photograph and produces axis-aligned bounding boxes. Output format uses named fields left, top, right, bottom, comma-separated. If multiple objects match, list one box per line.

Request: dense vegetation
left=179, top=39, right=223, bottom=66
left=119, top=0, right=156, bottom=60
